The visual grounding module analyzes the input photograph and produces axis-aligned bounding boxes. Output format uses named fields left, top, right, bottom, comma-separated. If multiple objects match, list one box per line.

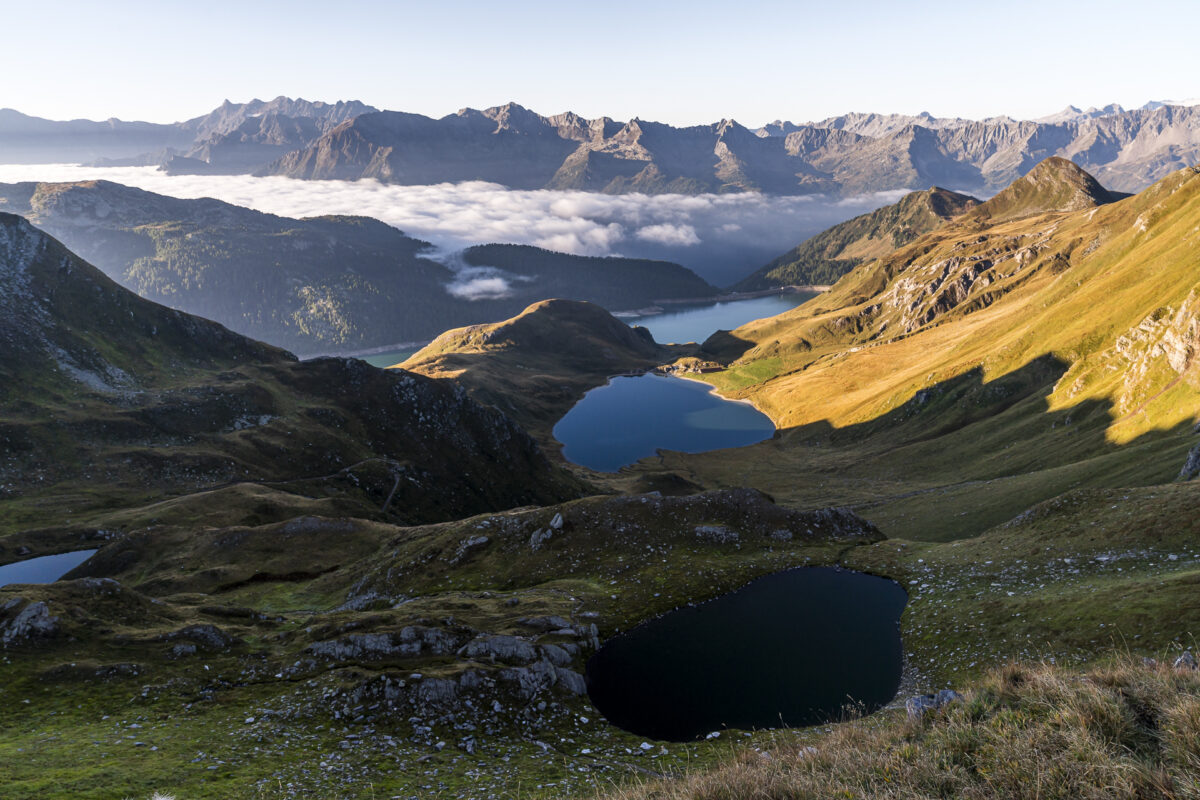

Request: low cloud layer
left=0, top=165, right=919, bottom=285
left=444, top=265, right=533, bottom=301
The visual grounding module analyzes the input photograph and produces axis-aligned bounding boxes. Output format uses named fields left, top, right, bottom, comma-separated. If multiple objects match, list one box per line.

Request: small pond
left=618, top=292, right=815, bottom=344
left=0, top=550, right=98, bottom=589
left=585, top=567, right=907, bottom=741
left=552, top=373, right=775, bottom=472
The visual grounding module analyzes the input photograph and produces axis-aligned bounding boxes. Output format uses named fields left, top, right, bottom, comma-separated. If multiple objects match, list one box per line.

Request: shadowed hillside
left=0, top=213, right=583, bottom=537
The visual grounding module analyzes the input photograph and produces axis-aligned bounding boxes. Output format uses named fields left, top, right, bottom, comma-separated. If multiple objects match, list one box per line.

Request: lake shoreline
left=613, top=284, right=825, bottom=319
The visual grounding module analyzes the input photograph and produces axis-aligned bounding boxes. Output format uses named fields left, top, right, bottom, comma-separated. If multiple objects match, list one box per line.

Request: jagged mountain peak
left=971, top=157, right=1118, bottom=222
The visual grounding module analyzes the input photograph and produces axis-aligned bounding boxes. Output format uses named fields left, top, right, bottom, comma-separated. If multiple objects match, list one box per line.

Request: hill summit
left=735, top=186, right=981, bottom=291
left=970, top=156, right=1122, bottom=222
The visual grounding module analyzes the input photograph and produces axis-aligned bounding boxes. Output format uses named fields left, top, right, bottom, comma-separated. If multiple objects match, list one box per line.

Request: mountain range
left=0, top=96, right=375, bottom=173
left=5, top=98, right=1200, bottom=197
left=263, top=100, right=1200, bottom=196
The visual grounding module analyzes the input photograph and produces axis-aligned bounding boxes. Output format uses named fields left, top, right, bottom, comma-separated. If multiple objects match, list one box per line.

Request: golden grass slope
left=704, top=160, right=1200, bottom=445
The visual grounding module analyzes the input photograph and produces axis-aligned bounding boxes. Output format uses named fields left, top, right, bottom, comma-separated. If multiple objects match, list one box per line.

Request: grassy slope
left=659, top=162, right=1200, bottom=541
left=733, top=187, right=980, bottom=291
left=598, top=655, right=1200, bottom=800
left=3, top=163, right=1200, bottom=800
left=0, top=489, right=880, bottom=800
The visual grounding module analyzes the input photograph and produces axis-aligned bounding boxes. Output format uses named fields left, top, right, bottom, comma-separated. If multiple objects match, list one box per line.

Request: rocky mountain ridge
left=735, top=186, right=982, bottom=290
left=8, top=98, right=1199, bottom=196
left=263, top=101, right=1200, bottom=196
left=0, top=96, right=376, bottom=172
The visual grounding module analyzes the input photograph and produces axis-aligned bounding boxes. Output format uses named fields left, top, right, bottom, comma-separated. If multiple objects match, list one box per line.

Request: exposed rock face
left=261, top=101, right=1200, bottom=195
left=0, top=96, right=375, bottom=170
left=1180, top=443, right=1200, bottom=481
left=0, top=599, right=59, bottom=646
left=307, top=626, right=462, bottom=662
left=458, top=635, right=539, bottom=665
left=1101, top=288, right=1200, bottom=415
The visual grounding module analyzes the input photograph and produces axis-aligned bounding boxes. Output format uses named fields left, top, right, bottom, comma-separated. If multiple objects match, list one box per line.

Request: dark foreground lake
left=0, top=550, right=98, bottom=588
left=553, top=373, right=775, bottom=472
left=585, top=567, right=907, bottom=741
left=619, top=292, right=815, bottom=344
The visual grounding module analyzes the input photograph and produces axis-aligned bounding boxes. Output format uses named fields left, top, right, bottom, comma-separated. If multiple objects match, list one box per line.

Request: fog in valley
left=0, top=164, right=918, bottom=285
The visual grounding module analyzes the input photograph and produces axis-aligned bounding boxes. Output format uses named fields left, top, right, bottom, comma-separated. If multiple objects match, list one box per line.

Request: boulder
left=518, top=615, right=573, bottom=632
left=529, top=528, right=553, bottom=551
left=170, top=623, right=233, bottom=651
left=0, top=600, right=59, bottom=646
left=1179, top=443, right=1200, bottom=481
left=555, top=667, right=587, bottom=695
left=414, top=678, right=458, bottom=708
left=500, top=659, right=558, bottom=700
left=458, top=634, right=538, bottom=665
left=539, top=643, right=572, bottom=667
left=906, top=688, right=963, bottom=720
left=1174, top=650, right=1198, bottom=670
left=307, top=626, right=458, bottom=661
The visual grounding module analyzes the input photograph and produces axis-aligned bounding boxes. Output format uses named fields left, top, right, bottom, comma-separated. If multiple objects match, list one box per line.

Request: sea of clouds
left=0, top=165, right=912, bottom=286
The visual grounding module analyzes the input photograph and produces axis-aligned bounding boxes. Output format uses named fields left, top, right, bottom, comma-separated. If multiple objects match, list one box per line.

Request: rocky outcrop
left=1100, top=288, right=1200, bottom=416
left=694, top=525, right=739, bottom=543
left=0, top=598, right=59, bottom=646
left=458, top=635, right=539, bottom=665
left=1180, top=443, right=1200, bottom=481
left=166, top=623, right=234, bottom=652
left=307, top=626, right=462, bottom=662
left=905, top=689, right=964, bottom=719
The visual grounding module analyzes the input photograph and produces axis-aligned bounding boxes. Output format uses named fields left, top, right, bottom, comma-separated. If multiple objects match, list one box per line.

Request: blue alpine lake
left=552, top=373, right=775, bottom=472
left=619, top=292, right=815, bottom=344
left=0, top=550, right=98, bottom=588
left=586, top=567, right=908, bottom=741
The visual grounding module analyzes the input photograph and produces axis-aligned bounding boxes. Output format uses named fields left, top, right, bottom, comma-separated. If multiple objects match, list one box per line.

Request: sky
left=3, top=0, right=1197, bottom=126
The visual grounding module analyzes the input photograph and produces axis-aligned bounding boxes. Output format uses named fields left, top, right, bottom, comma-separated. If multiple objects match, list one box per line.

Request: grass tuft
left=596, top=655, right=1200, bottom=800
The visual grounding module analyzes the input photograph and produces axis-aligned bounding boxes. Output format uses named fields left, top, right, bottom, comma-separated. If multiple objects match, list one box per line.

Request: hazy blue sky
left=4, top=0, right=1196, bottom=125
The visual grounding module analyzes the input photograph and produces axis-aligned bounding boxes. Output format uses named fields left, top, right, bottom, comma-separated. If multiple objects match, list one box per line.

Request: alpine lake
left=553, top=292, right=908, bottom=740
